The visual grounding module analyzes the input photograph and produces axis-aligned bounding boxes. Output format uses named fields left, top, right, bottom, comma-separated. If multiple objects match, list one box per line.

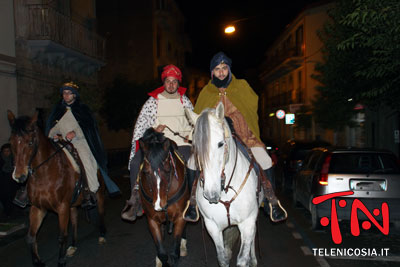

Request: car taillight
left=319, top=154, right=332, bottom=186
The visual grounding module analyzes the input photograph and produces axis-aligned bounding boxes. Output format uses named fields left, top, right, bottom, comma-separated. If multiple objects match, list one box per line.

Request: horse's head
left=139, top=128, right=176, bottom=211
left=7, top=110, right=40, bottom=183
left=188, top=102, right=231, bottom=204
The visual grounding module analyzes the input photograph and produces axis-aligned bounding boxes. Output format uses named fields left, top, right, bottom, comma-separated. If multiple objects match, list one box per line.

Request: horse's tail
left=223, top=226, right=240, bottom=255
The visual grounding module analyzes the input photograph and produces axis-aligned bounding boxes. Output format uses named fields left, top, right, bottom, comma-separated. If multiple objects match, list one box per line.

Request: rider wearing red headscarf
left=121, top=64, right=199, bottom=222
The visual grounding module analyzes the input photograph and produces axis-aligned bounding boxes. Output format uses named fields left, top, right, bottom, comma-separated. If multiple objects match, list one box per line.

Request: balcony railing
left=261, top=46, right=303, bottom=74
left=267, top=89, right=304, bottom=107
left=26, top=4, right=105, bottom=61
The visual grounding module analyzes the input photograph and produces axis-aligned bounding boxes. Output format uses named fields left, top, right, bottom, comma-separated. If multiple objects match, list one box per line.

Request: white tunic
left=154, top=95, right=192, bottom=146
left=48, top=107, right=99, bottom=192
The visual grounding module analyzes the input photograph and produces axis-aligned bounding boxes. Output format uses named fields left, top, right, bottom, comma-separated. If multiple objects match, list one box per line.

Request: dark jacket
left=46, top=98, right=120, bottom=195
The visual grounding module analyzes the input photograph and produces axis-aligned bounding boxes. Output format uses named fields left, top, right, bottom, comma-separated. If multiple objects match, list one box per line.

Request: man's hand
left=65, top=131, right=76, bottom=141
left=53, top=134, right=63, bottom=142
left=154, top=125, right=166, bottom=133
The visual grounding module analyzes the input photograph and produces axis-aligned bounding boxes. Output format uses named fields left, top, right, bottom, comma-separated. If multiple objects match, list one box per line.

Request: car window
left=329, top=153, right=400, bottom=174
left=292, top=149, right=310, bottom=161
left=306, top=151, right=322, bottom=170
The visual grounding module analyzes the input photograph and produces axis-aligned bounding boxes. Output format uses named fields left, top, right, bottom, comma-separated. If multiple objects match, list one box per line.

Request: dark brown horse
left=138, top=128, right=189, bottom=267
left=7, top=110, right=106, bottom=267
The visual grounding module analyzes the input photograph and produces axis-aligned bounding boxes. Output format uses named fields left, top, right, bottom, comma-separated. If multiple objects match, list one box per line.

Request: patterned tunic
left=128, top=90, right=193, bottom=168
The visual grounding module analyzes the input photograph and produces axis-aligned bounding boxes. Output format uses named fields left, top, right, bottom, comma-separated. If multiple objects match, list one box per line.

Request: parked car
left=276, top=139, right=331, bottom=191
left=292, top=147, right=400, bottom=229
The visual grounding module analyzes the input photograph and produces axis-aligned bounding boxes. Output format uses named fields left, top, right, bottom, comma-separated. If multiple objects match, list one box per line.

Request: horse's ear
left=184, top=108, right=199, bottom=126
left=163, top=138, right=171, bottom=151
left=168, top=139, right=178, bottom=152
left=28, top=111, right=39, bottom=128
left=139, top=139, right=146, bottom=153
left=7, top=110, right=15, bottom=126
left=216, top=102, right=225, bottom=121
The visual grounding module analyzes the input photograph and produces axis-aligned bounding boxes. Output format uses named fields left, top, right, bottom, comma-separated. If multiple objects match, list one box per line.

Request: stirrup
left=13, top=198, right=28, bottom=208
left=183, top=200, right=199, bottom=222
left=81, top=191, right=97, bottom=209
left=269, top=200, right=287, bottom=223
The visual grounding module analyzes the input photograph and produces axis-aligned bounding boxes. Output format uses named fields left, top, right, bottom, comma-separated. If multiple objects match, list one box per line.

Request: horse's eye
left=218, top=141, right=224, bottom=148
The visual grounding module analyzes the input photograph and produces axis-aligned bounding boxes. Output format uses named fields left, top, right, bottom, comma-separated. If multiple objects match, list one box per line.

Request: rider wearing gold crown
left=13, top=81, right=121, bottom=209
left=183, top=52, right=287, bottom=223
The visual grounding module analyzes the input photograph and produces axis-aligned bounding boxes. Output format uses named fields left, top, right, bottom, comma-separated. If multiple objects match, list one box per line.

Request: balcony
left=260, top=46, right=303, bottom=83
left=267, top=89, right=304, bottom=109
left=24, top=4, right=105, bottom=73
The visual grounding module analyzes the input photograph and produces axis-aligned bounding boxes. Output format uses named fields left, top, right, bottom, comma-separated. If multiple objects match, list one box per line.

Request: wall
left=0, top=0, right=18, bottom=145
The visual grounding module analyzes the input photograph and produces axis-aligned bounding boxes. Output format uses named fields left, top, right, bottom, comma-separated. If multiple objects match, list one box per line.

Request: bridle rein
left=17, top=128, right=71, bottom=178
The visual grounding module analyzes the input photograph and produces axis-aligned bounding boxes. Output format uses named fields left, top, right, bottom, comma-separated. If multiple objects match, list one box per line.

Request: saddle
left=54, top=139, right=94, bottom=207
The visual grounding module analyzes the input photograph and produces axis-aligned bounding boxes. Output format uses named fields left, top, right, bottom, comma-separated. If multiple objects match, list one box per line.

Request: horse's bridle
left=197, top=121, right=236, bottom=192
left=196, top=120, right=255, bottom=226
left=22, top=129, right=70, bottom=177
left=140, top=151, right=184, bottom=211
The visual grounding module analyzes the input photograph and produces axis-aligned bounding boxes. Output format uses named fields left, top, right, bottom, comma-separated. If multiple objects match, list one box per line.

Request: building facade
left=0, top=0, right=18, bottom=146
left=2, top=0, right=105, bottom=132
left=259, top=2, right=350, bottom=146
left=96, top=0, right=193, bottom=149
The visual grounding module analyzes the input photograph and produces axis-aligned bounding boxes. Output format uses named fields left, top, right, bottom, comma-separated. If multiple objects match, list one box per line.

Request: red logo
left=312, top=191, right=389, bottom=244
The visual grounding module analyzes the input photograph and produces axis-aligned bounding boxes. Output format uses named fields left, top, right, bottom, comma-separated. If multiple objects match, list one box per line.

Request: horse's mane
left=192, top=108, right=214, bottom=168
left=11, top=116, right=34, bottom=135
left=141, top=128, right=169, bottom=171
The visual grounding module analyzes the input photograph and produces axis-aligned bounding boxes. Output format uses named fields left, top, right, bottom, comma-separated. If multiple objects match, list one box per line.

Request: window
left=295, top=25, right=304, bottom=56
left=329, top=153, right=400, bottom=174
left=156, top=0, right=166, bottom=10
left=157, top=31, right=161, bottom=58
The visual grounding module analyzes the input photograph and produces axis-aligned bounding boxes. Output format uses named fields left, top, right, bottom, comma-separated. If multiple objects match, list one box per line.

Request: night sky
left=176, top=0, right=324, bottom=77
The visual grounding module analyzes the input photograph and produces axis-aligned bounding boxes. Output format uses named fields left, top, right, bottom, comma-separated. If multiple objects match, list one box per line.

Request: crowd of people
left=1, top=51, right=287, bottom=224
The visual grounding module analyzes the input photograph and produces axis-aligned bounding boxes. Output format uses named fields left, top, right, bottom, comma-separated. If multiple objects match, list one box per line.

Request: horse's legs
left=180, top=224, right=187, bottom=257
left=66, top=207, right=78, bottom=257
left=203, top=218, right=229, bottom=267
left=237, top=219, right=257, bottom=267
left=97, top=171, right=106, bottom=244
left=27, top=206, right=47, bottom=267
left=250, top=237, right=257, bottom=267
left=147, top=218, right=169, bottom=267
left=223, top=226, right=240, bottom=262
left=57, top=204, right=70, bottom=267
left=170, top=219, right=186, bottom=266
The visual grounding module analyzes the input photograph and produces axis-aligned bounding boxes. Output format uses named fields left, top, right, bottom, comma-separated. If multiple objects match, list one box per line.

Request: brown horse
left=138, top=128, right=189, bottom=267
left=7, top=110, right=106, bottom=267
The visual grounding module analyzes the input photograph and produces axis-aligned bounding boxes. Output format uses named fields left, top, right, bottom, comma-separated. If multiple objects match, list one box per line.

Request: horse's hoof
left=180, top=238, right=187, bottom=257
left=98, top=236, right=106, bottom=244
left=155, top=257, right=162, bottom=267
left=66, top=246, right=77, bottom=257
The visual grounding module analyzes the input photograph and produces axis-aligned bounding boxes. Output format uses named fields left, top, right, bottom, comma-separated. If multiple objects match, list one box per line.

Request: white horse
left=186, top=102, right=263, bottom=267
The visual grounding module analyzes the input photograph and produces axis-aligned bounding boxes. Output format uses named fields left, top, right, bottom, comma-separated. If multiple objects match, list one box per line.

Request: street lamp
left=224, top=25, right=236, bottom=34
left=223, top=15, right=259, bottom=35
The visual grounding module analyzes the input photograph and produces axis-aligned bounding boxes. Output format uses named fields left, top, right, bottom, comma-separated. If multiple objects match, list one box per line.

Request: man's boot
left=183, top=168, right=199, bottom=222
left=121, top=183, right=143, bottom=222
left=13, top=185, right=29, bottom=208
left=81, top=187, right=97, bottom=210
left=261, top=169, right=287, bottom=223
left=79, top=169, right=97, bottom=209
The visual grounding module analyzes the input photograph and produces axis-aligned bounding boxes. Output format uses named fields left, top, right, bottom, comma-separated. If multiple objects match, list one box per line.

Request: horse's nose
left=15, top=175, right=28, bottom=184
left=204, top=191, right=220, bottom=204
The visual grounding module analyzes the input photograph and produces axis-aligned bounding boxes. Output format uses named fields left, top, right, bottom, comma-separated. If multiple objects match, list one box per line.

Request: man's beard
left=211, top=74, right=231, bottom=88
